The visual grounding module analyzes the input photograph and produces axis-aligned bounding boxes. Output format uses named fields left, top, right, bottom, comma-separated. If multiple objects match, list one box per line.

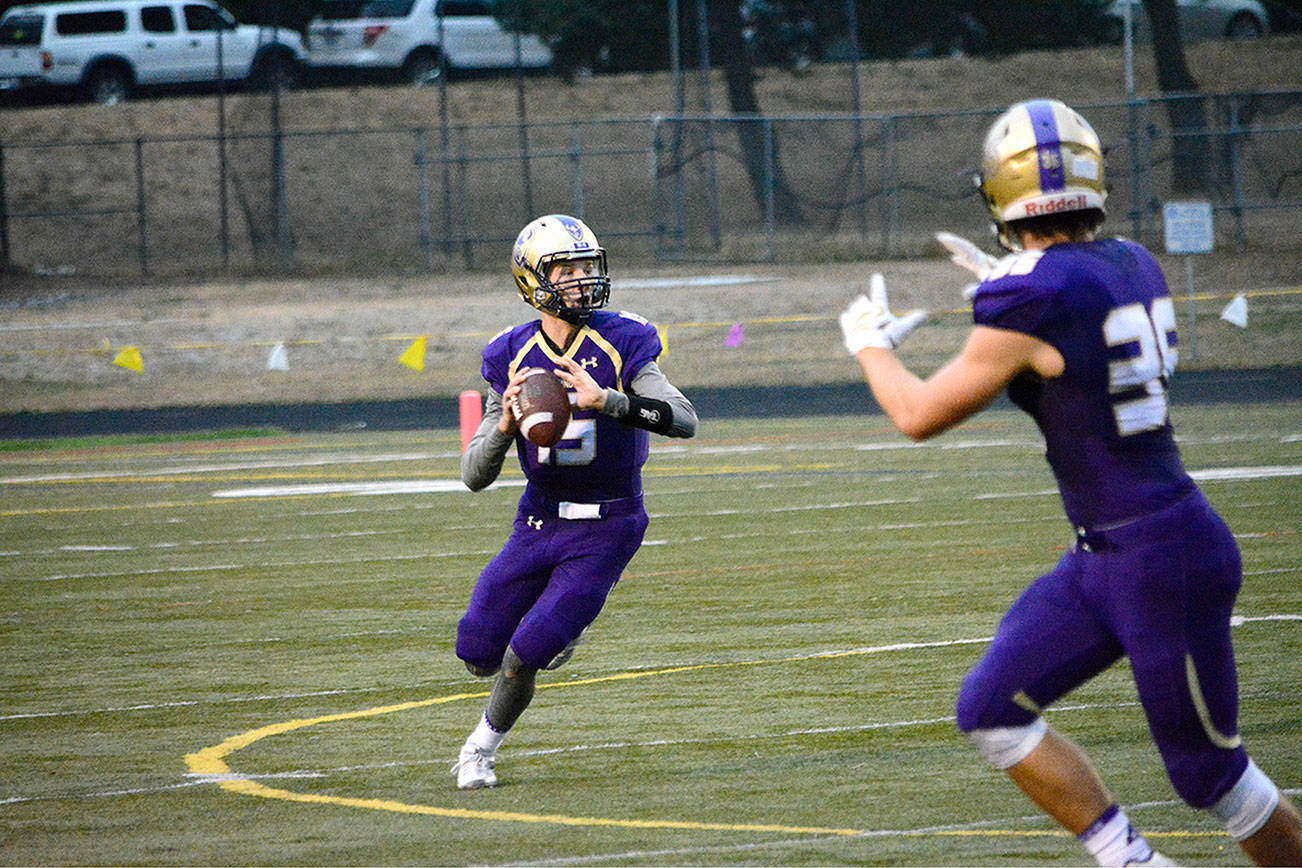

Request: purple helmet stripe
left=1026, top=100, right=1066, bottom=194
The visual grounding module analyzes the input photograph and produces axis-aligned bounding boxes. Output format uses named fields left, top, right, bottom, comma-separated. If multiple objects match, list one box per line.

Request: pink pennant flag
left=725, top=322, right=745, bottom=347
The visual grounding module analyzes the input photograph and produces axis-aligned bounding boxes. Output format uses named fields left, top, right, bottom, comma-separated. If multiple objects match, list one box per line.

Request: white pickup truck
left=0, top=0, right=305, bottom=105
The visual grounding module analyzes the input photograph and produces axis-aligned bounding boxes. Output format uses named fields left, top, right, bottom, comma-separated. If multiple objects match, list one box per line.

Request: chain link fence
left=2, top=90, right=1300, bottom=278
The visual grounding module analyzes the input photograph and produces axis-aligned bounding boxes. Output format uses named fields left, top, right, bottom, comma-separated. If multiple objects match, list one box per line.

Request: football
left=514, top=368, right=571, bottom=448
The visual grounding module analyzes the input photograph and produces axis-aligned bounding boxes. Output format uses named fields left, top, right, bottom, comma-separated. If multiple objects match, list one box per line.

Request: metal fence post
left=271, top=92, right=292, bottom=273
left=135, top=138, right=149, bottom=276
left=1143, top=104, right=1158, bottom=243
left=570, top=121, right=585, bottom=218
left=695, top=0, right=722, bottom=251
left=456, top=125, right=474, bottom=269
left=0, top=141, right=9, bottom=270
left=880, top=116, right=896, bottom=254
left=415, top=128, right=433, bottom=270
left=1227, top=97, right=1246, bottom=244
left=1126, top=98, right=1143, bottom=241
left=762, top=117, right=775, bottom=260
left=513, top=29, right=534, bottom=221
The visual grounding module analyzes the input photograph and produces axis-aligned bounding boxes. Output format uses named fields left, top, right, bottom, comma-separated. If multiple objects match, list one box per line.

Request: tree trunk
left=1143, top=0, right=1210, bottom=194
left=709, top=0, right=805, bottom=225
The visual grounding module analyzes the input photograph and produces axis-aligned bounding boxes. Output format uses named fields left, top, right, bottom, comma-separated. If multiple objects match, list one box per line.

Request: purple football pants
left=955, top=488, right=1249, bottom=808
left=456, top=495, right=648, bottom=672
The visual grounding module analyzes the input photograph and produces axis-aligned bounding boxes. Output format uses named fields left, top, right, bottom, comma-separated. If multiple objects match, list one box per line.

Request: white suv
left=0, top=0, right=306, bottom=105
left=306, top=0, right=552, bottom=85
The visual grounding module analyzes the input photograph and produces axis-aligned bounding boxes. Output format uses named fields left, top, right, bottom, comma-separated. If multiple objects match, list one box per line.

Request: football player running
left=451, top=214, right=697, bottom=790
left=839, top=99, right=1302, bottom=866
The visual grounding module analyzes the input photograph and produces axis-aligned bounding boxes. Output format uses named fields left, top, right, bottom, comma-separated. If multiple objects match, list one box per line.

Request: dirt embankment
left=2, top=37, right=1300, bottom=415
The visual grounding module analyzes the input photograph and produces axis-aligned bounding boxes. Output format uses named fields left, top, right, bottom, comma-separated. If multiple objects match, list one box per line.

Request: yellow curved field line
left=183, top=655, right=1222, bottom=840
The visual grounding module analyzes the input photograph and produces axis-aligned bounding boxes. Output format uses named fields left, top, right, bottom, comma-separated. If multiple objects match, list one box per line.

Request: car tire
left=1225, top=12, right=1264, bottom=39
left=403, top=49, right=446, bottom=86
left=250, top=48, right=301, bottom=93
left=84, top=63, right=132, bottom=106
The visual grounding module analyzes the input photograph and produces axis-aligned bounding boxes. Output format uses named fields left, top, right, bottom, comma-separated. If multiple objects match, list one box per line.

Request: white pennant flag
left=267, top=341, right=290, bottom=371
left=1220, top=294, right=1248, bottom=329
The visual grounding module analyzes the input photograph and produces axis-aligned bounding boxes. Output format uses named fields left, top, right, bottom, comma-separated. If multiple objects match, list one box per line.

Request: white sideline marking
left=5, top=530, right=398, bottom=560
left=965, top=464, right=1302, bottom=502
left=1191, top=465, right=1302, bottom=481
left=8, top=548, right=496, bottom=582
left=0, top=452, right=447, bottom=486
left=211, top=479, right=523, bottom=498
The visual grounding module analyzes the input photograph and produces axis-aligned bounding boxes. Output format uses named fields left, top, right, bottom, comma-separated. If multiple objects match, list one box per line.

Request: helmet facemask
left=525, top=251, right=611, bottom=325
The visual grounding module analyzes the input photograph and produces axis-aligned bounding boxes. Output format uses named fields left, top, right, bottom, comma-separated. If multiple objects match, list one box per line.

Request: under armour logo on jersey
left=527, top=516, right=543, bottom=530
left=579, top=356, right=599, bottom=369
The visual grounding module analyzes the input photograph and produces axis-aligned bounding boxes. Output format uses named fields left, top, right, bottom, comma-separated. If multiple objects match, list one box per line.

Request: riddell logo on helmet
left=1024, top=195, right=1088, bottom=216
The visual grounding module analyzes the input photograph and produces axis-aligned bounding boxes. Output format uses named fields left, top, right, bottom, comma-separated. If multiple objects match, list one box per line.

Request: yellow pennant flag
left=398, top=335, right=427, bottom=371
left=113, top=346, right=143, bottom=373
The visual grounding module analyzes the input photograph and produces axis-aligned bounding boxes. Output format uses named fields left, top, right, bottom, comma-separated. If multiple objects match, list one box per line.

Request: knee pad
left=967, top=718, right=1048, bottom=770
left=1207, top=760, right=1279, bottom=841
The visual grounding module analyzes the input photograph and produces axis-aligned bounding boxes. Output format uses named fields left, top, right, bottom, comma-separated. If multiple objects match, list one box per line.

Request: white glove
left=935, top=231, right=998, bottom=301
left=935, top=231, right=998, bottom=279
left=840, top=273, right=928, bottom=354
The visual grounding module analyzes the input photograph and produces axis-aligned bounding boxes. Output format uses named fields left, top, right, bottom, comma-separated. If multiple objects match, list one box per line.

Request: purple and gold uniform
left=955, top=239, right=1248, bottom=808
left=456, top=310, right=666, bottom=672
left=486, top=310, right=660, bottom=502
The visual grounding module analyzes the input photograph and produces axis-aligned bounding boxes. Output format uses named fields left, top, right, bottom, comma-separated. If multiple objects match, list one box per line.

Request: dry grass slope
left=1, top=37, right=1299, bottom=415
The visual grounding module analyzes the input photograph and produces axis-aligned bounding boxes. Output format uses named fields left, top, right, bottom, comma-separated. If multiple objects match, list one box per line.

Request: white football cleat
left=451, top=746, right=497, bottom=790
left=1127, top=850, right=1179, bottom=867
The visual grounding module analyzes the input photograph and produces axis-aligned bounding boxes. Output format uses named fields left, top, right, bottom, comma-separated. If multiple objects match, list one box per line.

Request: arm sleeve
left=460, top=389, right=517, bottom=491
left=599, top=360, right=697, bottom=438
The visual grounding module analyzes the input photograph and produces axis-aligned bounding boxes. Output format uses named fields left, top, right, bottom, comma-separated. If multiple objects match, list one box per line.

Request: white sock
left=1080, top=805, right=1154, bottom=867
left=465, top=713, right=507, bottom=755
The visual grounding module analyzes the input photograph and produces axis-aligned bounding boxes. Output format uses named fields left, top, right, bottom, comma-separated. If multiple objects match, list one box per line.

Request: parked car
left=305, top=0, right=552, bottom=86
left=0, top=0, right=305, bottom=105
left=1104, top=0, right=1270, bottom=42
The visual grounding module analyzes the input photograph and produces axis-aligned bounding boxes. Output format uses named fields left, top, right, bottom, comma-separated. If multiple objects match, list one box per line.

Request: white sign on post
left=1163, top=200, right=1215, bottom=361
left=1163, top=200, right=1214, bottom=255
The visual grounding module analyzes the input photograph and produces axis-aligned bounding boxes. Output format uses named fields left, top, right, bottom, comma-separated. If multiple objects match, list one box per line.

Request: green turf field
left=2, top=403, right=1299, bottom=866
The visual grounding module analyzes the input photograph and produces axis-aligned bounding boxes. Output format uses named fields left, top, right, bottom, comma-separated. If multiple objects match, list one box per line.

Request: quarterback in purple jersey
left=450, top=214, right=697, bottom=790
left=840, top=99, right=1302, bottom=865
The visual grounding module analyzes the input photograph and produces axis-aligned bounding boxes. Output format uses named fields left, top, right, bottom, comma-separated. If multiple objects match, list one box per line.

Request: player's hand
left=553, top=356, right=606, bottom=411
left=498, top=367, right=531, bottom=435
left=840, top=274, right=928, bottom=353
left=935, top=231, right=997, bottom=301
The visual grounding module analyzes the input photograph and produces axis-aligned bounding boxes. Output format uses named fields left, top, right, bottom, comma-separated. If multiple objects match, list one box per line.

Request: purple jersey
left=973, top=239, right=1193, bottom=530
left=481, top=309, right=661, bottom=503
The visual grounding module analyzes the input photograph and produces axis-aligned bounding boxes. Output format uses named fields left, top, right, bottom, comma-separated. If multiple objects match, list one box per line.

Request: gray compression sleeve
left=599, top=360, right=697, bottom=438
left=460, top=389, right=516, bottom=491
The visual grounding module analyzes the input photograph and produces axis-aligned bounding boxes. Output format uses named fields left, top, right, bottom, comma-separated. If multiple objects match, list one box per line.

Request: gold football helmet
left=979, top=99, right=1106, bottom=250
left=511, top=214, right=610, bottom=324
